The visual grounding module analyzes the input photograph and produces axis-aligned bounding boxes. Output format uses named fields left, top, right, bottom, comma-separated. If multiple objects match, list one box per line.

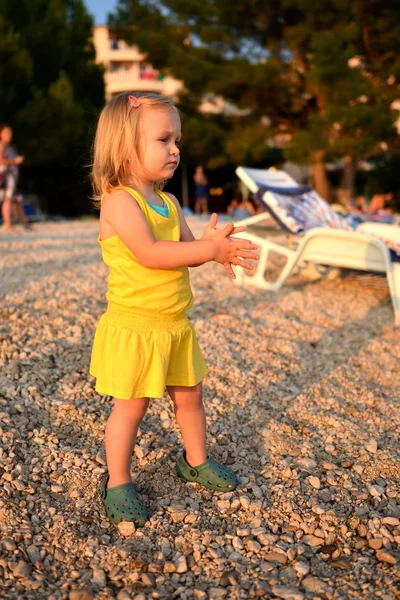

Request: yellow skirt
left=90, top=304, right=208, bottom=400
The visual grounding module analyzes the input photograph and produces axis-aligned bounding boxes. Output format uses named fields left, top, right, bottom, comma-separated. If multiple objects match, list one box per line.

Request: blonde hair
left=91, top=91, right=178, bottom=206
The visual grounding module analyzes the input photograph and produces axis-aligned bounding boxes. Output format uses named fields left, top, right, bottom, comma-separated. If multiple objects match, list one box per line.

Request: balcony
left=105, top=70, right=166, bottom=96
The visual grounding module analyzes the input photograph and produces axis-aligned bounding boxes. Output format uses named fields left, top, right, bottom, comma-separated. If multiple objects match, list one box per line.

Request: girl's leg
left=167, top=383, right=207, bottom=467
left=105, top=397, right=149, bottom=488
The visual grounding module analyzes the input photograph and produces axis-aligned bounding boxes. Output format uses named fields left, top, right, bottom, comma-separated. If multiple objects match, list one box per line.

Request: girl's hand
left=201, top=213, right=247, bottom=240
left=201, top=213, right=251, bottom=278
left=15, top=156, right=24, bottom=165
left=211, top=221, right=259, bottom=279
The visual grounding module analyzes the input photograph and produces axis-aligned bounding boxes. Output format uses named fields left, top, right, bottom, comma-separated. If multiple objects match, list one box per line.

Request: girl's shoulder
left=101, top=187, right=141, bottom=207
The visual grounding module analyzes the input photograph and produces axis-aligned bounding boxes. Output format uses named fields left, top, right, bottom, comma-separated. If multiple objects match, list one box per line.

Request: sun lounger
left=234, top=167, right=400, bottom=324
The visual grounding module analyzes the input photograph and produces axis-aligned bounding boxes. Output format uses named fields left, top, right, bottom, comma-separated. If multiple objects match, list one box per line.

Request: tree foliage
left=111, top=0, right=400, bottom=196
left=0, top=0, right=105, bottom=213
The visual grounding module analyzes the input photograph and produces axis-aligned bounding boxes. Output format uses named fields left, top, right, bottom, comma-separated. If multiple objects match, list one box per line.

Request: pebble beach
left=0, top=219, right=399, bottom=600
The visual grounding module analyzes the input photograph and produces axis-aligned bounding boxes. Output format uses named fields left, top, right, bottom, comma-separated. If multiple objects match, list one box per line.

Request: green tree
left=111, top=0, right=400, bottom=200
left=0, top=0, right=105, bottom=213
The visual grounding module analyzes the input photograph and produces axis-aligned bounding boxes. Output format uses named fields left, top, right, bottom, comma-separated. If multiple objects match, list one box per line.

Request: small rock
left=382, top=517, right=399, bottom=527
left=1, top=538, right=16, bottom=552
left=302, top=535, right=324, bottom=547
left=293, top=561, right=310, bottom=577
left=232, top=537, right=244, bottom=550
left=141, top=573, right=155, bottom=587
left=308, top=476, right=321, bottom=489
left=319, top=544, right=336, bottom=556
left=91, top=566, right=107, bottom=587
left=116, top=591, right=132, bottom=600
left=365, top=439, right=378, bottom=454
left=264, top=551, right=287, bottom=565
left=246, top=539, right=261, bottom=552
left=118, top=521, right=136, bottom=536
left=297, top=458, right=317, bottom=470
left=164, top=562, right=176, bottom=573
left=208, top=588, right=227, bottom=599
left=369, top=485, right=385, bottom=497
left=69, top=590, right=95, bottom=600
left=175, top=555, right=188, bottom=574
left=13, top=560, right=32, bottom=578
left=330, top=557, right=351, bottom=570
left=302, top=576, right=332, bottom=596
left=368, top=538, right=383, bottom=550
left=236, top=527, right=251, bottom=537
left=376, top=551, right=397, bottom=565
left=26, top=544, right=41, bottom=565
left=239, top=496, right=251, bottom=509
left=272, top=586, right=304, bottom=600
left=51, top=483, right=64, bottom=493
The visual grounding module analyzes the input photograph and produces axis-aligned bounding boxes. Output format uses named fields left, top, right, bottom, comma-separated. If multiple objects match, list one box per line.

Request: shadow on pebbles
left=0, top=221, right=399, bottom=599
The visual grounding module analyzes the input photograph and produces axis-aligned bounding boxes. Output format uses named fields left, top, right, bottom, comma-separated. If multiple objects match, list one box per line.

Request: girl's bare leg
left=167, top=383, right=207, bottom=467
left=105, top=397, right=149, bottom=488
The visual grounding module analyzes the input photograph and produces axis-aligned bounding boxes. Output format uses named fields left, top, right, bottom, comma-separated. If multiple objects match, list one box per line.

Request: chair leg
left=387, top=262, right=400, bottom=325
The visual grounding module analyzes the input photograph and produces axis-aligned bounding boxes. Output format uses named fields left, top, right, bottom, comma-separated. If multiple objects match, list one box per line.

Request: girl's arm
left=102, top=190, right=257, bottom=273
left=164, top=193, right=254, bottom=277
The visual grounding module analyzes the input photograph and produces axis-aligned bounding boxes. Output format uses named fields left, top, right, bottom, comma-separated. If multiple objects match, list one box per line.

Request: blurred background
left=1, top=0, right=400, bottom=218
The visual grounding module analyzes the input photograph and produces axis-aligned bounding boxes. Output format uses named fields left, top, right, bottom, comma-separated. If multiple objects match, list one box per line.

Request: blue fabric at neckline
left=148, top=199, right=169, bottom=218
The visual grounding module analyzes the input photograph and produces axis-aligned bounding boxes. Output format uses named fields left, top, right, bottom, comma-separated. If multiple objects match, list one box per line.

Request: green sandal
left=176, top=452, right=238, bottom=492
left=99, top=475, right=149, bottom=526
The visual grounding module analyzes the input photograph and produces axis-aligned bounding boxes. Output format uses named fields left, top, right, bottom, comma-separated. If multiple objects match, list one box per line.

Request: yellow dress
left=90, top=187, right=207, bottom=399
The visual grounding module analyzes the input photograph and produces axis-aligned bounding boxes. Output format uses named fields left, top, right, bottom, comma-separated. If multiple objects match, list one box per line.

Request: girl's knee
left=113, top=397, right=149, bottom=419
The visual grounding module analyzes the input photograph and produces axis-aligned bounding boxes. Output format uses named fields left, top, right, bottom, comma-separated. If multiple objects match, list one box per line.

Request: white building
left=93, top=26, right=181, bottom=101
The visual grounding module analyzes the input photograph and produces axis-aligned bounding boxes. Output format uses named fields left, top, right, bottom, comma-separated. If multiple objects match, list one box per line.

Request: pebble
left=368, top=538, right=383, bottom=550
left=272, top=586, right=304, bottom=600
left=91, top=566, right=107, bottom=587
left=1, top=538, right=17, bottom=552
left=175, top=555, right=188, bottom=573
left=365, top=439, right=378, bottom=453
left=264, top=552, right=287, bottom=565
left=69, top=591, right=95, bottom=600
left=302, top=576, right=332, bottom=596
left=118, top=521, right=136, bottom=536
left=302, top=535, right=324, bottom=547
left=13, top=560, right=32, bottom=578
left=293, top=561, right=310, bottom=577
left=376, top=551, right=397, bottom=565
left=297, top=458, right=317, bottom=470
left=308, top=476, right=321, bottom=489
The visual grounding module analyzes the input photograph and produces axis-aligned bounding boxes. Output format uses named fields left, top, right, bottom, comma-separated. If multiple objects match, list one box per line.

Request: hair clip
left=128, top=95, right=141, bottom=108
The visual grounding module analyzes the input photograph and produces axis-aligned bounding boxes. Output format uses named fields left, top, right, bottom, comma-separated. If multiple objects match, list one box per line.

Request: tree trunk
left=311, top=150, right=331, bottom=202
left=337, top=155, right=356, bottom=207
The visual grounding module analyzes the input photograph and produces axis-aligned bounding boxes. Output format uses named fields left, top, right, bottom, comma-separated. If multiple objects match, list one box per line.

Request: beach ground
left=0, top=219, right=399, bottom=599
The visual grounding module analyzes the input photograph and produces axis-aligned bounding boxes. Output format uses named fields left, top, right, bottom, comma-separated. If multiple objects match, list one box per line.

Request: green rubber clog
left=176, top=452, right=238, bottom=492
left=99, top=475, right=149, bottom=526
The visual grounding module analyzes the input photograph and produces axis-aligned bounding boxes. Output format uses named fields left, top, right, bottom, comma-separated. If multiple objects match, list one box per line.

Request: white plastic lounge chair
left=234, top=167, right=400, bottom=324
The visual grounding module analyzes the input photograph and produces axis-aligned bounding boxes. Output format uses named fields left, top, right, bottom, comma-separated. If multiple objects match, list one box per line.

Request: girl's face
left=135, top=106, right=181, bottom=183
left=1, top=127, right=12, bottom=143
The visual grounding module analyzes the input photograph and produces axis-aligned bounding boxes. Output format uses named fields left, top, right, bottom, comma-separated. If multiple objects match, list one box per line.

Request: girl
left=90, top=92, right=258, bottom=527
left=0, top=125, right=28, bottom=232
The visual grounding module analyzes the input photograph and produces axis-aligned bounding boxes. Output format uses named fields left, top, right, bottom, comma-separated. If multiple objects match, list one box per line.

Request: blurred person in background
left=227, top=195, right=257, bottom=219
left=0, top=125, right=29, bottom=232
left=193, top=165, right=209, bottom=216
